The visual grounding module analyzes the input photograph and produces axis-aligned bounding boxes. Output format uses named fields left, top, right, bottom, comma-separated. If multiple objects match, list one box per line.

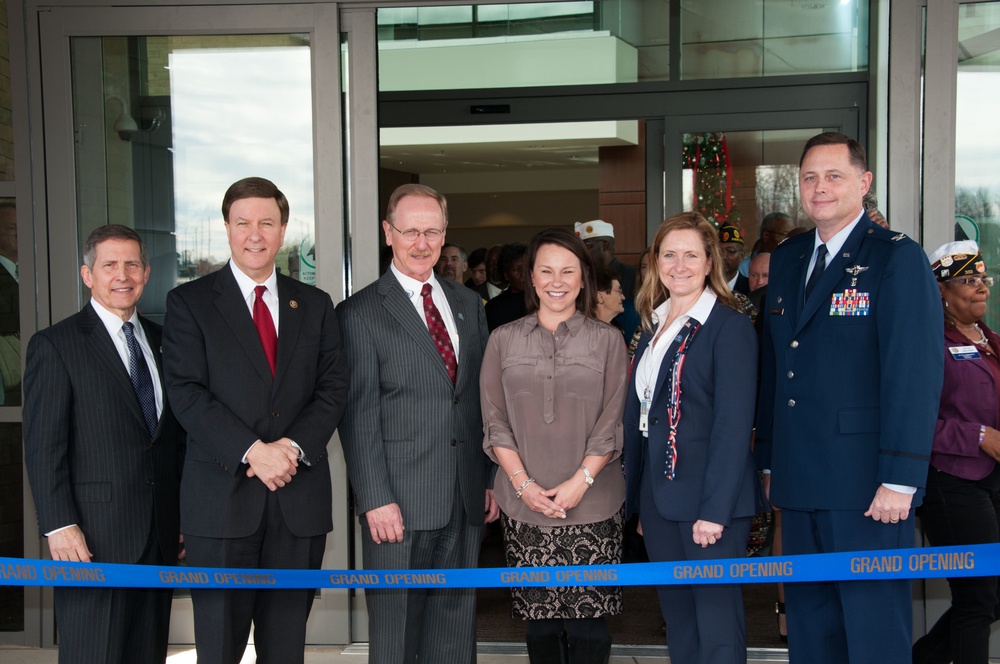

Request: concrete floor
left=0, top=644, right=794, bottom=663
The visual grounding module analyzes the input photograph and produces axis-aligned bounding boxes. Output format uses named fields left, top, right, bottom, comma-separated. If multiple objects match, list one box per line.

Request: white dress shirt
left=90, top=297, right=163, bottom=417
left=229, top=260, right=280, bottom=333
left=390, top=262, right=461, bottom=360
left=634, top=288, right=717, bottom=437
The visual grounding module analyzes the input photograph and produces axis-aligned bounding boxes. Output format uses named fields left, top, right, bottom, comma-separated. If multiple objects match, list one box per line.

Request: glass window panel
left=681, top=0, right=868, bottom=79
left=954, top=2, right=1000, bottom=329
left=682, top=129, right=820, bottom=248
left=378, top=0, right=868, bottom=90
left=379, top=1, right=652, bottom=89
left=0, top=3, right=12, bottom=180
left=71, top=35, right=315, bottom=323
left=0, top=200, right=17, bottom=407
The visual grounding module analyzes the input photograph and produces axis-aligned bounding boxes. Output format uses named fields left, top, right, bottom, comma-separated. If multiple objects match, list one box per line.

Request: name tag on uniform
left=830, top=289, right=870, bottom=316
left=949, top=345, right=981, bottom=360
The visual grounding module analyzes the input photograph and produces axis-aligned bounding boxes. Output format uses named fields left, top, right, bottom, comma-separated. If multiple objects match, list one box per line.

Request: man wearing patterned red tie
left=338, top=183, right=499, bottom=663
left=163, top=177, right=350, bottom=664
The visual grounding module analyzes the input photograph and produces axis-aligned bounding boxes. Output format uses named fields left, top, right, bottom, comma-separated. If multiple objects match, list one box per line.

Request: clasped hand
left=520, top=474, right=588, bottom=519
left=245, top=438, right=299, bottom=491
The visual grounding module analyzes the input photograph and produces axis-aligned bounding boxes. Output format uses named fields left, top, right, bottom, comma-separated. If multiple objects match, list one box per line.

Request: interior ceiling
left=379, top=140, right=600, bottom=174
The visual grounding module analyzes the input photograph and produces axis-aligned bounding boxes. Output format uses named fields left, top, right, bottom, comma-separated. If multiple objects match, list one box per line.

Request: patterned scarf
left=663, top=319, right=702, bottom=480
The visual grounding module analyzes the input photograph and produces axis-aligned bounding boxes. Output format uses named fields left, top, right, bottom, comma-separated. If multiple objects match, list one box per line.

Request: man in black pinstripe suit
left=24, top=224, right=185, bottom=664
left=338, top=184, right=498, bottom=664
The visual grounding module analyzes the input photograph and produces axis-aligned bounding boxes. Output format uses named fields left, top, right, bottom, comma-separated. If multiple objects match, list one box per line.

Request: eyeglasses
left=389, top=223, right=444, bottom=242
left=948, top=276, right=994, bottom=287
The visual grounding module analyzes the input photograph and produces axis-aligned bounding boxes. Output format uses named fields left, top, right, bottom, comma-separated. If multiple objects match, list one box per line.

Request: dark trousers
left=361, top=485, right=483, bottom=664
left=782, top=507, right=913, bottom=664
left=55, top=524, right=172, bottom=664
left=639, top=475, right=751, bottom=664
left=913, top=465, right=1000, bottom=664
left=185, top=492, right=326, bottom=664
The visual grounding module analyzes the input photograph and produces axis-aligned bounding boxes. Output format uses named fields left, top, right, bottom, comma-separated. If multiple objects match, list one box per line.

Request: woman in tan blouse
left=481, top=227, right=628, bottom=664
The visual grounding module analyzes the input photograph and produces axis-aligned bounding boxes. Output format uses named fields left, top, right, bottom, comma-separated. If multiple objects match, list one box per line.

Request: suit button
left=788, top=399, right=796, bottom=407
left=787, top=371, right=794, bottom=379
left=451, top=439, right=457, bottom=447
left=651, top=417, right=659, bottom=426
left=146, top=479, right=154, bottom=486
left=790, top=340, right=799, bottom=348
left=453, top=398, right=459, bottom=405
left=272, top=410, right=280, bottom=418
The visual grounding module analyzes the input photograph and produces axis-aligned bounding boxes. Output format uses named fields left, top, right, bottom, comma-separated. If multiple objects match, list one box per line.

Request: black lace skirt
left=501, top=510, right=623, bottom=620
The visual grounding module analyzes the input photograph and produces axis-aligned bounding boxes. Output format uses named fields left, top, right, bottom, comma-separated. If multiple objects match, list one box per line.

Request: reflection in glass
left=71, top=35, right=314, bottom=322
left=377, top=0, right=869, bottom=90
left=0, top=200, right=18, bottom=407
left=954, top=2, right=1000, bottom=329
left=681, top=129, right=819, bottom=250
left=681, top=0, right=868, bottom=79
left=0, top=423, right=22, bottom=631
left=0, top=1, right=13, bottom=180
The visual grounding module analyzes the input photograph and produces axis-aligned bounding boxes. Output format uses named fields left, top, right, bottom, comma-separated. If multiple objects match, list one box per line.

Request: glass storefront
left=377, top=0, right=869, bottom=91
left=955, top=2, right=1000, bottom=328
left=71, top=34, right=316, bottom=322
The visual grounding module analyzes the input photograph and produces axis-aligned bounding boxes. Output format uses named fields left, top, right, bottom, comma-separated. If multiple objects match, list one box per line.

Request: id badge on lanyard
left=639, top=399, right=651, bottom=432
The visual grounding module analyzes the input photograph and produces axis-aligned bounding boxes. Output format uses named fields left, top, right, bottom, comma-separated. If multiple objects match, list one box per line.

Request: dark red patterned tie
left=253, top=285, right=278, bottom=376
left=421, top=283, right=457, bottom=384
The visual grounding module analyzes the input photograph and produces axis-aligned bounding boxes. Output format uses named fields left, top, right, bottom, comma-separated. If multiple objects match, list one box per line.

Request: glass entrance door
left=35, top=3, right=349, bottom=646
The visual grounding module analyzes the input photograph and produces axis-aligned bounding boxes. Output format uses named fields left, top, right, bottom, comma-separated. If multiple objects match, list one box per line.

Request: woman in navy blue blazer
left=913, top=241, right=1000, bottom=664
left=624, top=212, right=760, bottom=664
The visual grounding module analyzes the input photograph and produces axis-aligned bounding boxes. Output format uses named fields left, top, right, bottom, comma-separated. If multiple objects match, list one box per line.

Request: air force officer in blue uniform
left=756, top=132, right=943, bottom=662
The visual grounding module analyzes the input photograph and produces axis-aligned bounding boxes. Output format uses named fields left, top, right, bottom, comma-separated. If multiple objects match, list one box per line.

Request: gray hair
left=82, top=225, right=148, bottom=270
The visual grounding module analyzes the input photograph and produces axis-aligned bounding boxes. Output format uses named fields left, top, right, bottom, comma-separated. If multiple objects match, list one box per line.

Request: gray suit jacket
left=337, top=271, right=490, bottom=530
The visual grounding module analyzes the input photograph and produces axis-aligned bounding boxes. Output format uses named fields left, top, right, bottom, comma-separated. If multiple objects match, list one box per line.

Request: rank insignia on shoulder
left=892, top=233, right=907, bottom=241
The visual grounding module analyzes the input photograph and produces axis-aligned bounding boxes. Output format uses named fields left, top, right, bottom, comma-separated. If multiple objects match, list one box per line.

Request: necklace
left=964, top=323, right=990, bottom=348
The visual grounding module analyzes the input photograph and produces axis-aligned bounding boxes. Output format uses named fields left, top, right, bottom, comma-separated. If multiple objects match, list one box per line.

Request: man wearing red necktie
left=163, top=177, right=350, bottom=664
left=338, top=184, right=498, bottom=663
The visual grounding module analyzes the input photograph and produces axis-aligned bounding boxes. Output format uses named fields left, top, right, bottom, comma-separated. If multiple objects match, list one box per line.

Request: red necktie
left=253, top=285, right=278, bottom=375
left=421, top=283, right=457, bottom=384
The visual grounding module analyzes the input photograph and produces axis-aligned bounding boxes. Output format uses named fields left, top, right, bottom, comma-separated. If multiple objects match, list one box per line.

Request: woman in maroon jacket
left=914, top=241, right=1000, bottom=664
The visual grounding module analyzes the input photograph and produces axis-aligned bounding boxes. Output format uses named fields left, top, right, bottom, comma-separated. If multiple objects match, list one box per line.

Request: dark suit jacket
left=337, top=271, right=490, bottom=530
left=162, top=264, right=349, bottom=539
left=23, top=303, right=184, bottom=564
left=624, top=301, right=759, bottom=525
left=733, top=273, right=751, bottom=296
left=485, top=288, right=526, bottom=332
left=755, top=214, right=944, bottom=510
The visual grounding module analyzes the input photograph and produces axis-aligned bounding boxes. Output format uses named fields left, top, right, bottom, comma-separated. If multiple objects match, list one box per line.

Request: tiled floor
left=0, top=644, right=794, bottom=663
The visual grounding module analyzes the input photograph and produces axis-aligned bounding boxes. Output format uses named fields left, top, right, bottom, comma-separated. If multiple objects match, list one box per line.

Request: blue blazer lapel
left=377, top=271, right=453, bottom=384
left=213, top=264, right=273, bottom=386
left=650, top=324, right=686, bottom=409
left=80, top=303, right=147, bottom=431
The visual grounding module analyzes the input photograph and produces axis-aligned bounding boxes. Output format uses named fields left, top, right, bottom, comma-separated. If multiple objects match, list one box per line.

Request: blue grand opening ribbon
left=0, top=543, right=994, bottom=590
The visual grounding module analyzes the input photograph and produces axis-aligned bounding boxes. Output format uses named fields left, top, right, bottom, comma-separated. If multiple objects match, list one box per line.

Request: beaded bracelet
left=515, top=477, right=536, bottom=500
left=980, top=425, right=987, bottom=446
